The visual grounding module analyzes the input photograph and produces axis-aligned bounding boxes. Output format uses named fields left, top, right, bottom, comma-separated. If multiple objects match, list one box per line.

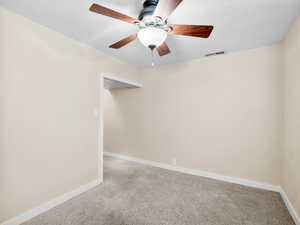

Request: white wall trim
left=1, top=180, right=101, bottom=225
left=96, top=73, right=105, bottom=183
left=104, top=152, right=281, bottom=192
left=280, top=189, right=300, bottom=225
left=105, top=152, right=300, bottom=225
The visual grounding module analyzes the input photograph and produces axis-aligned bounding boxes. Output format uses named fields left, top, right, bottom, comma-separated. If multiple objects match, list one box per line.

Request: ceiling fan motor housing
left=138, top=0, right=159, bottom=21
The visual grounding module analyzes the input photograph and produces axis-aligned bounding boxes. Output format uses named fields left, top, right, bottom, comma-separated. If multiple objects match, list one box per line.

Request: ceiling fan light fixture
left=89, top=0, right=214, bottom=58
left=137, top=27, right=167, bottom=49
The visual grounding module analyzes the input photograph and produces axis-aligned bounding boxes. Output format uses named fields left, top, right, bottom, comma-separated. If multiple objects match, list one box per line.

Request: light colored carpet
left=23, top=156, right=295, bottom=225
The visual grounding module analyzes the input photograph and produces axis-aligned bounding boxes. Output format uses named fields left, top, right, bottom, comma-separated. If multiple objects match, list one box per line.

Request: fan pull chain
left=151, top=49, right=155, bottom=67
left=148, top=45, right=156, bottom=67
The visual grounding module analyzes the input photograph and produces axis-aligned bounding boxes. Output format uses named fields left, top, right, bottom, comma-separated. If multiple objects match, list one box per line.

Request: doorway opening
left=97, top=73, right=142, bottom=183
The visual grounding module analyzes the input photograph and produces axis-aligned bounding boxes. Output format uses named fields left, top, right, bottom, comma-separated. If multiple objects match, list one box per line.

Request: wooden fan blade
left=89, top=4, right=138, bottom=24
left=153, top=0, right=183, bottom=21
left=170, top=25, right=214, bottom=38
left=157, top=42, right=171, bottom=56
left=109, top=34, right=137, bottom=49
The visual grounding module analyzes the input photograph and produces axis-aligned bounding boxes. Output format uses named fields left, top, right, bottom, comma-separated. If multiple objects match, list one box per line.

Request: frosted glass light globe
left=138, top=27, right=167, bottom=48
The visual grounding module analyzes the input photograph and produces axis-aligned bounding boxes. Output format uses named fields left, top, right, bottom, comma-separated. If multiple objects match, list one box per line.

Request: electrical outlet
left=93, top=108, right=98, bottom=118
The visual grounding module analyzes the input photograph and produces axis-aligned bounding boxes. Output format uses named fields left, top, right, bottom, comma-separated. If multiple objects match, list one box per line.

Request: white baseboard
left=104, top=152, right=281, bottom=192
left=280, top=189, right=300, bottom=225
left=105, top=152, right=300, bottom=225
left=1, top=180, right=101, bottom=225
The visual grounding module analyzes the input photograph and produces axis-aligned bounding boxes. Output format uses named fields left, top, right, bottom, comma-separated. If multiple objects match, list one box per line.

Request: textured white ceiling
left=1, top=0, right=300, bottom=67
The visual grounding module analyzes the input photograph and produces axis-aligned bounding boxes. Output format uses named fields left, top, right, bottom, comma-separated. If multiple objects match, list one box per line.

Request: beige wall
left=283, top=16, right=300, bottom=216
left=1, top=3, right=299, bottom=222
left=104, top=45, right=283, bottom=186
left=0, top=7, right=138, bottom=223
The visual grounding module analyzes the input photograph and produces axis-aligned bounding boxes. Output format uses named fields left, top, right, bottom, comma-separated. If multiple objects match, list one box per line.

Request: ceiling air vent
left=205, top=51, right=226, bottom=57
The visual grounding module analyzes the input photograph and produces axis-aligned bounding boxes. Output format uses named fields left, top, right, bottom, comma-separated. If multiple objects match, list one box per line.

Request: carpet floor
left=23, top=156, right=295, bottom=225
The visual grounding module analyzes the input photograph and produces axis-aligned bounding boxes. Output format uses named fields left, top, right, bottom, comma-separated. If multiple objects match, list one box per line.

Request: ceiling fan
left=89, top=0, right=214, bottom=57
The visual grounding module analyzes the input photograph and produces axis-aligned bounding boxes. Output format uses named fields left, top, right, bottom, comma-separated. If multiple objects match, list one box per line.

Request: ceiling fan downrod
left=138, top=0, right=159, bottom=21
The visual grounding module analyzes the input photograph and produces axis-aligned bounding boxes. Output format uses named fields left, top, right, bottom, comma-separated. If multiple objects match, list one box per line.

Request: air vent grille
left=205, top=51, right=226, bottom=57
